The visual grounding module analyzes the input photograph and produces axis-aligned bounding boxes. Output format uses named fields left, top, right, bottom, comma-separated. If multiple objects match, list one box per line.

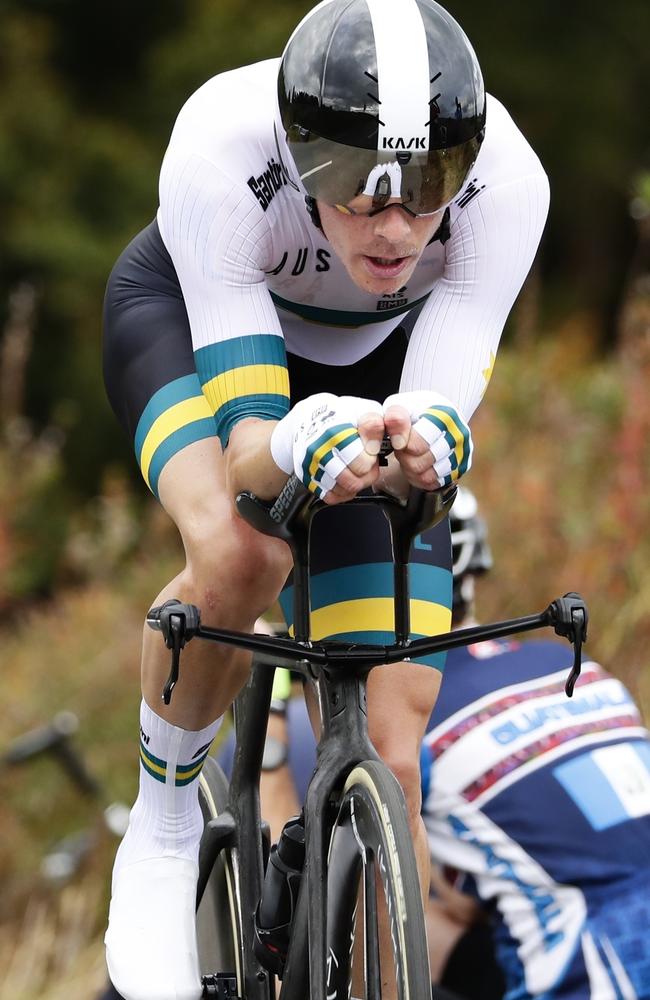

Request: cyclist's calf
left=372, top=740, right=423, bottom=833
left=368, top=659, right=442, bottom=836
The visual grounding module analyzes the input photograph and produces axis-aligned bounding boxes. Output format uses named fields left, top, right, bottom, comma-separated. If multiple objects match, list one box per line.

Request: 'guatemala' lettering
left=247, top=157, right=287, bottom=211
left=491, top=688, right=632, bottom=746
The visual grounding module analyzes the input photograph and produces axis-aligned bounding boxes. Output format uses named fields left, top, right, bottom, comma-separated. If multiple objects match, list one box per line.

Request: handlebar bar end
left=545, top=592, right=588, bottom=699
left=147, top=601, right=201, bottom=704
left=147, top=600, right=201, bottom=646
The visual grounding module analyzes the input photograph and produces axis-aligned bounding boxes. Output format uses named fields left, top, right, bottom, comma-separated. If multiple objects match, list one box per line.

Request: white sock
left=115, top=699, right=222, bottom=868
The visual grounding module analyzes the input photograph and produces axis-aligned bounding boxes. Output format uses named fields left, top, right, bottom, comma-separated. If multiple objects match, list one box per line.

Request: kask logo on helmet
left=382, top=137, right=427, bottom=150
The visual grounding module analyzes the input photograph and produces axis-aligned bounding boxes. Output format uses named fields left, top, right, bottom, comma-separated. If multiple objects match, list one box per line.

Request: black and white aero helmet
left=450, top=487, right=492, bottom=582
left=277, top=0, right=486, bottom=217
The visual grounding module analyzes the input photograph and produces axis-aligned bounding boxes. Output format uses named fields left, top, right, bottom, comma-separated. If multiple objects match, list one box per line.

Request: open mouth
left=363, top=255, right=412, bottom=278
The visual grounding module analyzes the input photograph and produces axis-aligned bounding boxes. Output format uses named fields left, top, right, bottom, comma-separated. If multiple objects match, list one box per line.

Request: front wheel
left=325, top=760, right=431, bottom=1000
left=196, top=756, right=243, bottom=995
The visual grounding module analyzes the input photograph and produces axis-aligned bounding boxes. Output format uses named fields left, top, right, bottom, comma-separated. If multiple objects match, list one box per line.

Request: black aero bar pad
left=147, top=477, right=588, bottom=701
left=235, top=475, right=456, bottom=643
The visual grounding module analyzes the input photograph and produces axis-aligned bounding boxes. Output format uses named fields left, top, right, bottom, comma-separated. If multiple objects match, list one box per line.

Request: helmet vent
left=425, top=94, right=441, bottom=127
left=363, top=71, right=380, bottom=107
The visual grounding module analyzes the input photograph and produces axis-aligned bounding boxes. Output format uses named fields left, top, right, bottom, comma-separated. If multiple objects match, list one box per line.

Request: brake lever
left=545, top=592, right=589, bottom=697
left=147, top=600, right=201, bottom=704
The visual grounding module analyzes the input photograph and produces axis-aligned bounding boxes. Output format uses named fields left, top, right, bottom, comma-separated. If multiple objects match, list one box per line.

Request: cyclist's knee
left=182, top=508, right=291, bottom=617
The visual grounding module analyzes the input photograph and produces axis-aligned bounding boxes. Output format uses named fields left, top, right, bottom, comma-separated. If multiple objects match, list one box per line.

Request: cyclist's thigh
left=281, top=331, right=453, bottom=671
left=103, top=218, right=220, bottom=502
left=103, top=220, right=289, bottom=591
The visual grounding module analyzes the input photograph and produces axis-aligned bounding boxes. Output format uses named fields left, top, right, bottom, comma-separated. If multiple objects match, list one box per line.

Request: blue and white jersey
left=422, top=639, right=650, bottom=1000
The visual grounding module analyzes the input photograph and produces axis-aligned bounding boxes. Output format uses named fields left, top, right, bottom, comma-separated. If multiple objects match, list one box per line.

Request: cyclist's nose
left=371, top=205, right=413, bottom=243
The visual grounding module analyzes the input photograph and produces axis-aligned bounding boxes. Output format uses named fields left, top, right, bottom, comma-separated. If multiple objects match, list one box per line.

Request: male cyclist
left=102, top=1, right=549, bottom=997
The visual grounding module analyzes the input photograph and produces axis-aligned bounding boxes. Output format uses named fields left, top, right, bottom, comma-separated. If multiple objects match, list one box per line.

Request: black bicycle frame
left=149, top=479, right=588, bottom=1000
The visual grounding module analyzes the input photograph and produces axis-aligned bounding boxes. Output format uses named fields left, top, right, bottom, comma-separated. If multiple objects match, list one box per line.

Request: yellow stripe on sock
left=140, top=746, right=166, bottom=778
left=175, top=759, right=205, bottom=783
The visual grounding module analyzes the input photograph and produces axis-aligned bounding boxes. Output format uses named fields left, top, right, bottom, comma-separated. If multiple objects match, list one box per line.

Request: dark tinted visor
left=286, top=128, right=483, bottom=216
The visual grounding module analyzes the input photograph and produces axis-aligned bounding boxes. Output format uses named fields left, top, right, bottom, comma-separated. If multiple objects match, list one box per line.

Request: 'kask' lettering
left=382, top=137, right=427, bottom=150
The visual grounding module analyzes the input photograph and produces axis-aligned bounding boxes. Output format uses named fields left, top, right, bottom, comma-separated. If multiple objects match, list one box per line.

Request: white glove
left=383, top=390, right=473, bottom=486
left=270, top=392, right=383, bottom=498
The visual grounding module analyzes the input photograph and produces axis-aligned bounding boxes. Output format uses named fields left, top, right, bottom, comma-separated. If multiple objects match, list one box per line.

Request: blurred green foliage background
left=0, top=3, right=649, bottom=994
left=0, top=0, right=648, bottom=605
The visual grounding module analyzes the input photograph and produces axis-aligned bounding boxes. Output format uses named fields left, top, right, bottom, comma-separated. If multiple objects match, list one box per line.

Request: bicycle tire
left=196, top=755, right=243, bottom=994
left=325, top=760, right=431, bottom=1000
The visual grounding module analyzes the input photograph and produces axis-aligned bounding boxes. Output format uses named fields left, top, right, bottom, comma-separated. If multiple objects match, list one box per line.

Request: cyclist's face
left=317, top=201, right=444, bottom=295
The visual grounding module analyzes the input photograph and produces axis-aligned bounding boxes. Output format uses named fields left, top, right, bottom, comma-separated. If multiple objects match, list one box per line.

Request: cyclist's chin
left=348, top=254, right=418, bottom=294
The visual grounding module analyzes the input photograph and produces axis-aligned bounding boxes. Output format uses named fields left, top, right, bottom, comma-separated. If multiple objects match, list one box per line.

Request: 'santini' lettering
left=247, top=158, right=288, bottom=211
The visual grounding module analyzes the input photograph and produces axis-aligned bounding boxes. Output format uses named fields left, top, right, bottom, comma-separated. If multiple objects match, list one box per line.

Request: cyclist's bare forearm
left=226, top=417, right=289, bottom=501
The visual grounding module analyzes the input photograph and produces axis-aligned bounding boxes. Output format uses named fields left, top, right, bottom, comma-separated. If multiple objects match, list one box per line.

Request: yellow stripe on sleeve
left=202, top=364, right=290, bottom=416
left=139, top=396, right=214, bottom=489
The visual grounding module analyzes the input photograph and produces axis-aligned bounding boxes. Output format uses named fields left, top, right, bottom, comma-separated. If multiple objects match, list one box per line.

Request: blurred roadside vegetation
left=1, top=0, right=648, bottom=604
left=0, top=0, right=649, bottom=995
left=3, top=328, right=650, bottom=998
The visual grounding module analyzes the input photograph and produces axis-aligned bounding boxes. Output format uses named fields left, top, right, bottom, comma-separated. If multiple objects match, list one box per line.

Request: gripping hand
left=383, top=390, right=473, bottom=489
left=270, top=392, right=383, bottom=500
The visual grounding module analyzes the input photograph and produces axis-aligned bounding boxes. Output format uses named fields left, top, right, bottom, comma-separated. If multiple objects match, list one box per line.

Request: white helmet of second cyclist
left=277, top=0, right=486, bottom=216
left=450, top=487, right=492, bottom=582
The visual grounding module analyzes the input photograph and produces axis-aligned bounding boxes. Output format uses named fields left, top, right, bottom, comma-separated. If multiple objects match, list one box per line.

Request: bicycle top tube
left=147, top=476, right=589, bottom=702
